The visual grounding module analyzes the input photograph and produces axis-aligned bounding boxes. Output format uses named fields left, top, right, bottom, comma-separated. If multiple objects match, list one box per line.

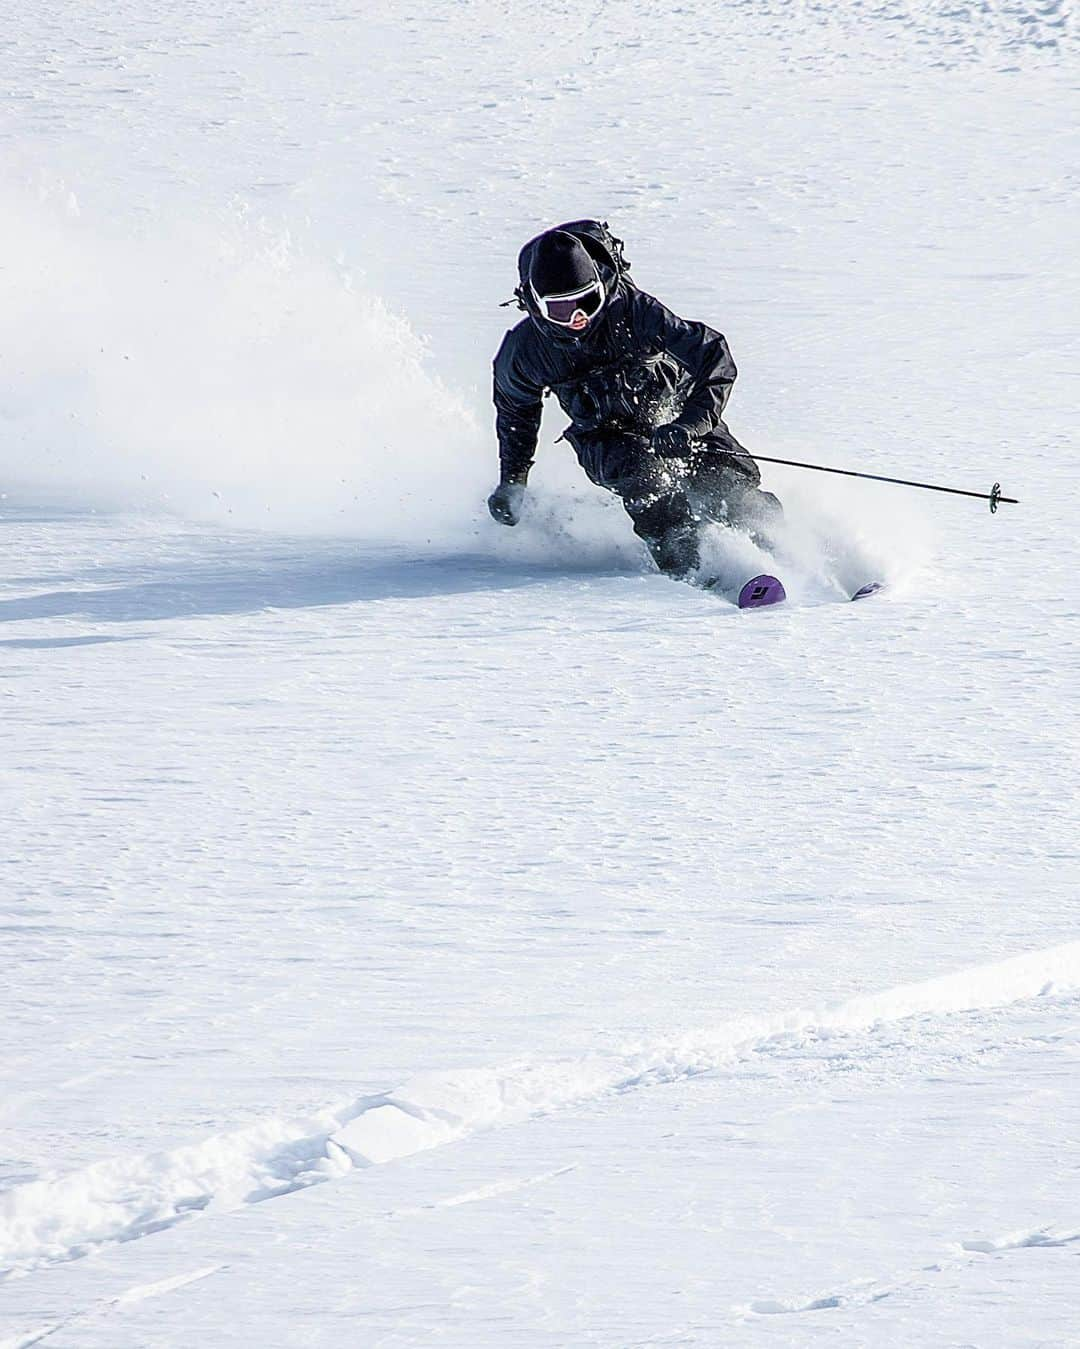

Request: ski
left=698, top=572, right=786, bottom=608
left=737, top=574, right=787, bottom=609
left=850, top=581, right=884, bottom=602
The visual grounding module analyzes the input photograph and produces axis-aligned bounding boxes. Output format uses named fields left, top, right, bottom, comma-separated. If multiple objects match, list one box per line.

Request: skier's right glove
left=651, top=423, right=694, bottom=458
left=487, top=481, right=525, bottom=527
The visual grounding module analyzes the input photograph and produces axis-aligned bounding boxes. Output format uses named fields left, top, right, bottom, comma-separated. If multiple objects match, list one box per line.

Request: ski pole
left=748, top=454, right=1018, bottom=513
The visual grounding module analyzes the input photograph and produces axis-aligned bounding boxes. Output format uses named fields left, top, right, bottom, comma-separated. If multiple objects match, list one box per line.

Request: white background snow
left=1, top=1, right=1078, bottom=1345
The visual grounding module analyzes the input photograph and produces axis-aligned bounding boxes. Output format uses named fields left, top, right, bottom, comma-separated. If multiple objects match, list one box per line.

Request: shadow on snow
left=0, top=548, right=641, bottom=626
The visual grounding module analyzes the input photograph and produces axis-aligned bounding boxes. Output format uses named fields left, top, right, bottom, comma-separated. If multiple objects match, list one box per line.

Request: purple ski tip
left=737, top=574, right=787, bottom=609
left=851, top=581, right=884, bottom=601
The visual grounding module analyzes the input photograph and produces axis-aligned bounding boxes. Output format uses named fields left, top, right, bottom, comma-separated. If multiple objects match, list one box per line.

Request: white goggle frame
left=529, top=273, right=606, bottom=327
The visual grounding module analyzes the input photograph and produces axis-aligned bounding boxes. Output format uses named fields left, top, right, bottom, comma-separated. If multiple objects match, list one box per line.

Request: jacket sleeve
left=639, top=294, right=738, bottom=440
left=493, top=329, right=544, bottom=485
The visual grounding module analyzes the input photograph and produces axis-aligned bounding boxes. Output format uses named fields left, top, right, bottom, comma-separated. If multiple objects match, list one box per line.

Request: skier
left=487, top=220, right=782, bottom=581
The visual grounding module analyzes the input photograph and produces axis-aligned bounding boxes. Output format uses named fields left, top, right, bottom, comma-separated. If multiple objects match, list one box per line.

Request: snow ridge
left=2, top=941, right=1077, bottom=1280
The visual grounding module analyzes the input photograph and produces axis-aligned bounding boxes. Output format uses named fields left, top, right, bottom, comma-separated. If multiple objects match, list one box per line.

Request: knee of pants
left=758, top=489, right=783, bottom=520
left=736, top=486, right=784, bottom=527
left=627, top=490, right=695, bottom=543
left=721, top=487, right=784, bottom=550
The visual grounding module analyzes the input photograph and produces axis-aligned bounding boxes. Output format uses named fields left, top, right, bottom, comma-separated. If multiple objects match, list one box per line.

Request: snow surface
left=2, top=1, right=1078, bottom=1344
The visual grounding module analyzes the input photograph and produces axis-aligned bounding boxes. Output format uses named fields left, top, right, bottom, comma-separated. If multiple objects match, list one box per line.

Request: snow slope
left=1, top=1, right=1078, bottom=1344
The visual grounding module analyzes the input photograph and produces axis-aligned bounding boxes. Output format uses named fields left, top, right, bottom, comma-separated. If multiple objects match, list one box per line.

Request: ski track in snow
left=2, top=941, right=1077, bottom=1279
left=0, top=1265, right=224, bottom=1349
left=737, top=1224, right=1080, bottom=1323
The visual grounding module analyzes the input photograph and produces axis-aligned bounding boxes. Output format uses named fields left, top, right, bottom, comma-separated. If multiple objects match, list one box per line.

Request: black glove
left=487, top=481, right=525, bottom=526
left=650, top=423, right=694, bottom=458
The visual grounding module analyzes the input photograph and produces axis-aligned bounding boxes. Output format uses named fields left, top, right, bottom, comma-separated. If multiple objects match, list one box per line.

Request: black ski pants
left=565, top=427, right=783, bottom=577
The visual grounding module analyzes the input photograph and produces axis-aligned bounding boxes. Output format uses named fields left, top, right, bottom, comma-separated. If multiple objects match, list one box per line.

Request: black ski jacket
left=494, top=249, right=742, bottom=485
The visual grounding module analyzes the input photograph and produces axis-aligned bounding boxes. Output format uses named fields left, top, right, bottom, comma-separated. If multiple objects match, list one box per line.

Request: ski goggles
left=530, top=277, right=606, bottom=328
